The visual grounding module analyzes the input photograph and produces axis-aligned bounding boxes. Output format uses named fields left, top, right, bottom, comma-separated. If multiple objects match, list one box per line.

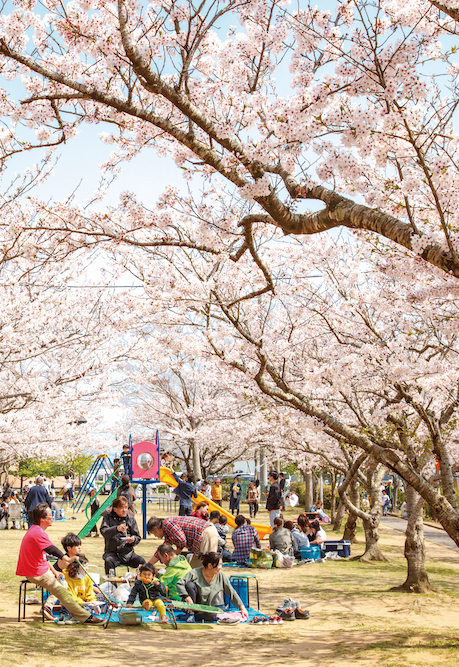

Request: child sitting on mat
left=59, top=554, right=101, bottom=622
left=126, top=563, right=168, bottom=623
left=156, top=543, right=192, bottom=600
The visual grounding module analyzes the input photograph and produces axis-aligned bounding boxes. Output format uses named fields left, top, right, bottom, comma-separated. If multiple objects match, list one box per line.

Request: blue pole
left=142, top=481, right=147, bottom=540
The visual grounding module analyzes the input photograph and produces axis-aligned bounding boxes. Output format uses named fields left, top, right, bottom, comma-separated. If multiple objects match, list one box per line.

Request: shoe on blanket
left=217, top=617, right=241, bottom=625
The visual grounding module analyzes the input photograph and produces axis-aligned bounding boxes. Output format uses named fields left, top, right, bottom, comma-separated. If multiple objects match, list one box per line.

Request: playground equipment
left=131, top=433, right=161, bottom=539
left=159, top=467, right=272, bottom=539
left=73, top=455, right=115, bottom=513
left=77, top=461, right=124, bottom=538
left=78, top=434, right=272, bottom=540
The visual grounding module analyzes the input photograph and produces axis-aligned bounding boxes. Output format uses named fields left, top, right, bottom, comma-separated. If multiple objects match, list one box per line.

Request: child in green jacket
left=156, top=543, right=191, bottom=600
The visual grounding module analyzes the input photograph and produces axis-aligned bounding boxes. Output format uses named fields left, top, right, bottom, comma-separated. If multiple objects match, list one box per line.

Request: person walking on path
left=16, top=503, right=103, bottom=625
left=246, top=481, right=260, bottom=518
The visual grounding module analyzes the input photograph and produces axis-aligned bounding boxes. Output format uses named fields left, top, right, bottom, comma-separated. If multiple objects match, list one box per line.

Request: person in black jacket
left=24, top=476, right=52, bottom=528
left=100, top=496, right=145, bottom=574
left=279, top=472, right=286, bottom=511
left=126, top=563, right=168, bottom=623
left=265, top=471, right=282, bottom=528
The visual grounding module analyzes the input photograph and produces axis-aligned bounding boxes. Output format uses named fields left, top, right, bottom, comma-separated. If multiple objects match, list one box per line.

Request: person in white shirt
left=41, top=476, right=51, bottom=494
left=308, top=520, right=327, bottom=546
left=286, top=489, right=299, bottom=508
left=200, top=480, right=212, bottom=499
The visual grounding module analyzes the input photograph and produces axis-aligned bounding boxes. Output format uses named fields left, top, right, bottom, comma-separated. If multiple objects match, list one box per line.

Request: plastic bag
left=111, top=583, right=131, bottom=604
left=99, top=581, right=116, bottom=597
left=274, top=550, right=295, bottom=568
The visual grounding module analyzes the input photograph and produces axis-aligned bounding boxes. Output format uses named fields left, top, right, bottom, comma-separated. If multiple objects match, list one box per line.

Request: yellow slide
left=159, top=467, right=272, bottom=539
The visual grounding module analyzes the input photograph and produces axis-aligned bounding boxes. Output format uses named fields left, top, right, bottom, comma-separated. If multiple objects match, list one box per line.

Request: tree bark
left=333, top=500, right=346, bottom=531
left=339, top=459, right=388, bottom=561
left=360, top=511, right=388, bottom=562
left=343, top=478, right=360, bottom=543
left=190, top=437, right=202, bottom=481
left=304, top=469, right=314, bottom=510
left=312, top=472, right=319, bottom=505
left=391, top=484, right=433, bottom=593
left=330, top=471, right=336, bottom=522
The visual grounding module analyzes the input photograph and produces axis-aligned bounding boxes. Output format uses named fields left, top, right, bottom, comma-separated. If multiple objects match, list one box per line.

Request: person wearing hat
left=211, top=478, right=223, bottom=507
left=116, top=475, right=136, bottom=516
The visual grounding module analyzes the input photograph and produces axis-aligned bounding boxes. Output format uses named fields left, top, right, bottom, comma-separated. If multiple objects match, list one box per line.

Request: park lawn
left=0, top=500, right=458, bottom=667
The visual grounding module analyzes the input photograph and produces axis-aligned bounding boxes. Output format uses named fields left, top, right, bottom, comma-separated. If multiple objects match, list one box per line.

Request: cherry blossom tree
left=118, top=227, right=459, bottom=561
left=113, top=343, right=270, bottom=478
left=0, top=0, right=459, bottom=279
left=0, top=256, right=145, bottom=474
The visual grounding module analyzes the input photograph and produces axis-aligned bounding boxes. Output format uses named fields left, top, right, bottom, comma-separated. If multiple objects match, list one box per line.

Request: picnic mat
left=97, top=607, right=267, bottom=624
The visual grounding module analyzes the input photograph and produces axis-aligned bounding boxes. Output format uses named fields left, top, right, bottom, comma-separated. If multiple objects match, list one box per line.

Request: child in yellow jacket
left=60, top=555, right=100, bottom=623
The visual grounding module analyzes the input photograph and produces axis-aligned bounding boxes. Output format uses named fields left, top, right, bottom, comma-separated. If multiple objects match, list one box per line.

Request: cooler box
left=324, top=540, right=351, bottom=557
left=224, top=577, right=249, bottom=610
left=300, top=546, right=321, bottom=560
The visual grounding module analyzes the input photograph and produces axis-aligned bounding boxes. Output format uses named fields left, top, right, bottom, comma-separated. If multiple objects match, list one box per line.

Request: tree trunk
left=190, top=438, right=202, bottom=480
left=312, top=472, right=318, bottom=505
left=330, top=471, right=336, bottom=522
left=304, top=469, right=314, bottom=510
left=391, top=484, right=433, bottom=593
left=343, top=478, right=360, bottom=543
left=393, top=477, right=400, bottom=512
left=354, top=465, right=388, bottom=562
left=359, top=511, right=388, bottom=562
left=333, top=500, right=346, bottom=531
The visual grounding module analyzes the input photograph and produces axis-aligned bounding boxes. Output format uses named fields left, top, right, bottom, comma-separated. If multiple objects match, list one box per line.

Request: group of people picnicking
left=15, top=467, right=315, bottom=626
left=16, top=499, right=250, bottom=626
left=0, top=474, right=68, bottom=530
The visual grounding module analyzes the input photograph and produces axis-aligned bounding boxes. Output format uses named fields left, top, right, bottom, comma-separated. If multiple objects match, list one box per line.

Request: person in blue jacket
left=24, top=476, right=52, bottom=528
left=173, top=472, right=197, bottom=516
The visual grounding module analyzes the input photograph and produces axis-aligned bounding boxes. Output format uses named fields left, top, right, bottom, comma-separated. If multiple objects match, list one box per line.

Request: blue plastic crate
left=323, top=540, right=351, bottom=557
left=300, top=546, right=321, bottom=560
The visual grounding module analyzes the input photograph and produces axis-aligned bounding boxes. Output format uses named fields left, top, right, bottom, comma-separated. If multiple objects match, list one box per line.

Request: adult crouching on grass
left=16, top=503, right=104, bottom=625
left=147, top=515, right=219, bottom=567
